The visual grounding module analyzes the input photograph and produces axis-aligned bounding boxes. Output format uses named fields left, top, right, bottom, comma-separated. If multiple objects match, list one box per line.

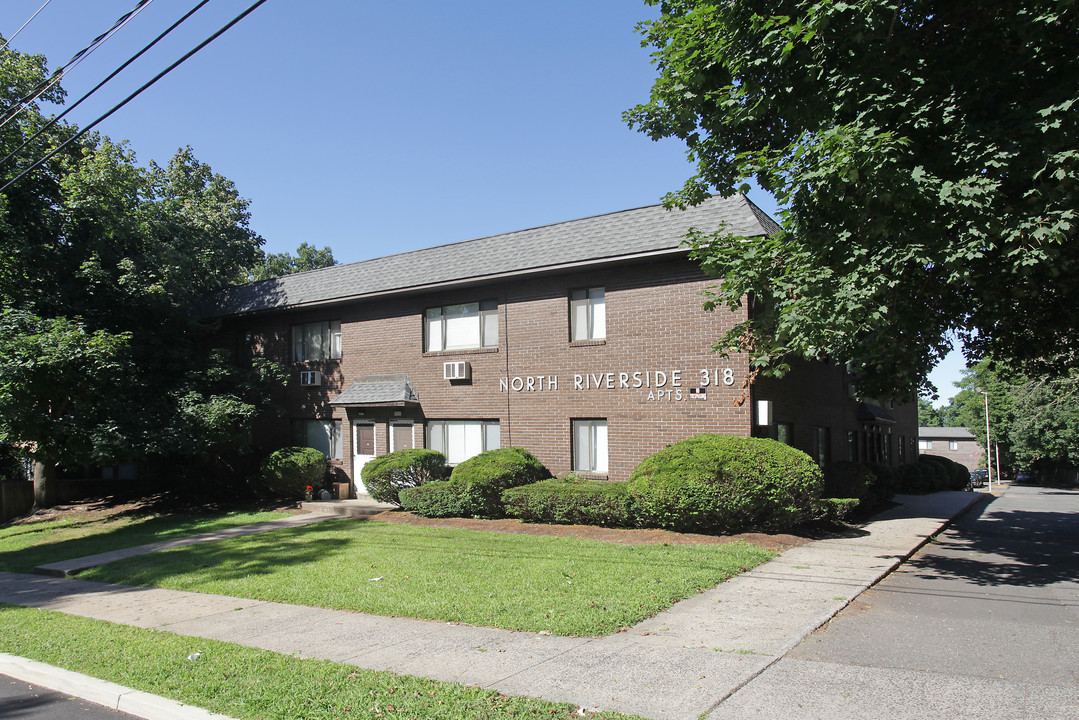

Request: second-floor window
left=425, top=301, right=498, bottom=352
left=570, top=287, right=605, bottom=341
left=292, top=320, right=341, bottom=362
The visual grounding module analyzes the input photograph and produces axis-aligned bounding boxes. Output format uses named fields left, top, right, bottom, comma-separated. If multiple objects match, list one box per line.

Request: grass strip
left=0, top=508, right=292, bottom=574
left=0, top=604, right=643, bottom=719
left=83, top=520, right=775, bottom=636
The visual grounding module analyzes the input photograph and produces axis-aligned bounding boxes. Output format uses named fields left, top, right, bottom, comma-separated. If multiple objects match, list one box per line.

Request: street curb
left=0, top=653, right=236, bottom=720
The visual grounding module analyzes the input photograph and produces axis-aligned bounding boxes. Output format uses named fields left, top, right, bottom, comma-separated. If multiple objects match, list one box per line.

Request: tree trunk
left=32, top=458, right=57, bottom=508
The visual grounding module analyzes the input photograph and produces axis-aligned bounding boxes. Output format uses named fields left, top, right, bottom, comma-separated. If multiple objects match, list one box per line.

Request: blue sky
left=1, top=0, right=964, bottom=402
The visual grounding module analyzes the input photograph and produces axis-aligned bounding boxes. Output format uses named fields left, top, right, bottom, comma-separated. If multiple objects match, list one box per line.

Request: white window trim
left=570, top=287, right=606, bottom=341
left=425, top=301, right=498, bottom=352
left=292, top=320, right=342, bottom=362
left=426, top=419, right=500, bottom=464
left=572, top=419, right=608, bottom=474
left=296, top=419, right=342, bottom=461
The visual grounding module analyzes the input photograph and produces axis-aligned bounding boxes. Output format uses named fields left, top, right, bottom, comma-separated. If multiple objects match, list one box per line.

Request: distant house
left=918, top=427, right=981, bottom=471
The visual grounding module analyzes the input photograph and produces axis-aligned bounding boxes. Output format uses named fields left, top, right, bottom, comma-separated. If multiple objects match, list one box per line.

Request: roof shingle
left=206, top=194, right=778, bottom=317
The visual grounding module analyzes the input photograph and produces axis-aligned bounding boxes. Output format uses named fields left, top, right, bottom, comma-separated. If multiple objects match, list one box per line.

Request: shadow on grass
left=83, top=519, right=773, bottom=593
left=0, top=500, right=295, bottom=574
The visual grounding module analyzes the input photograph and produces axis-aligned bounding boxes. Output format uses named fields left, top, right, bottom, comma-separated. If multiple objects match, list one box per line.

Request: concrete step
left=300, top=497, right=396, bottom=518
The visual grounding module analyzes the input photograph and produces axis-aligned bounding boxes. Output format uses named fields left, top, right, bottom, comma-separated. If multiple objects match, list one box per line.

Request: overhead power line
left=0, top=0, right=214, bottom=170
left=0, top=0, right=54, bottom=52
left=0, top=0, right=271, bottom=196
left=0, top=0, right=156, bottom=130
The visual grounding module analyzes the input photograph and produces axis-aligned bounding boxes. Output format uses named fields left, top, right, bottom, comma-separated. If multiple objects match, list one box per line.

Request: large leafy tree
left=626, top=1, right=1078, bottom=398
left=0, top=41, right=274, bottom=506
left=246, top=241, right=337, bottom=282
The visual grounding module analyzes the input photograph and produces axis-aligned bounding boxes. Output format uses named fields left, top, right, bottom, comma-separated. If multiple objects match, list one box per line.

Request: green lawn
left=83, top=519, right=775, bottom=636
left=0, top=506, right=293, bottom=574
left=0, top=604, right=644, bottom=720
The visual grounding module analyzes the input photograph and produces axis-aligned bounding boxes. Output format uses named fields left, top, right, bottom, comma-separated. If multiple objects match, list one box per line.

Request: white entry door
left=353, top=422, right=376, bottom=495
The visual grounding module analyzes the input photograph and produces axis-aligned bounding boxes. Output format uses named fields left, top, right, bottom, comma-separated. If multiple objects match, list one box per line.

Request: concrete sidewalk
left=0, top=491, right=982, bottom=720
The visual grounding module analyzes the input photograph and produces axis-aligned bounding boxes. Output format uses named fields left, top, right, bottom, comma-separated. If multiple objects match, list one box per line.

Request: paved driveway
left=710, top=485, right=1079, bottom=719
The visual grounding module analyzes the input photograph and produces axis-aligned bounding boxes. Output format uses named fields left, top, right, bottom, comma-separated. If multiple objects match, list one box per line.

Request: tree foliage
left=246, top=241, right=336, bottom=282
left=0, top=41, right=277, bottom=504
left=626, top=1, right=1078, bottom=398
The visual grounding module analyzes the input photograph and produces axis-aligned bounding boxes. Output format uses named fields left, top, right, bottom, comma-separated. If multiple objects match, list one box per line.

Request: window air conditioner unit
left=444, top=361, right=471, bottom=380
left=299, top=370, right=323, bottom=387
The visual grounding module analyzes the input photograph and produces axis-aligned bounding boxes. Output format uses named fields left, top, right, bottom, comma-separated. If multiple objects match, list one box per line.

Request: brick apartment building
left=207, top=195, right=918, bottom=494
left=918, top=427, right=983, bottom=471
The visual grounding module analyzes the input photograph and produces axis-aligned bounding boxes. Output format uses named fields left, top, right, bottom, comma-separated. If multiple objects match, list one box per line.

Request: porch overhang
left=330, top=374, right=420, bottom=407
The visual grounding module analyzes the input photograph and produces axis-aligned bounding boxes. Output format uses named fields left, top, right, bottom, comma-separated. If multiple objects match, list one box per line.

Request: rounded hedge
left=627, top=434, right=823, bottom=533
left=822, top=461, right=873, bottom=502
left=400, top=447, right=550, bottom=518
left=502, top=476, right=638, bottom=527
left=362, top=449, right=448, bottom=506
left=257, top=447, right=327, bottom=500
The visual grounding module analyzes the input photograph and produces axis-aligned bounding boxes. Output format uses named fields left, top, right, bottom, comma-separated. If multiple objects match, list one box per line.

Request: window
left=292, top=321, right=341, bottom=362
left=814, top=427, right=830, bottom=468
left=427, top=420, right=500, bottom=464
left=847, top=430, right=857, bottom=462
left=570, top=287, right=605, bottom=341
left=294, top=419, right=342, bottom=461
left=391, top=422, right=414, bottom=451
left=776, top=422, right=794, bottom=446
left=425, top=301, right=498, bottom=352
left=898, top=435, right=906, bottom=464
left=918, top=439, right=933, bottom=450
left=572, top=419, right=608, bottom=473
left=949, top=440, right=959, bottom=451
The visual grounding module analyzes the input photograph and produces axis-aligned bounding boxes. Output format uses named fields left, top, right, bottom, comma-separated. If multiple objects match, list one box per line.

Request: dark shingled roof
left=919, top=426, right=977, bottom=440
left=207, top=194, right=779, bottom=317
left=331, top=374, right=420, bottom=406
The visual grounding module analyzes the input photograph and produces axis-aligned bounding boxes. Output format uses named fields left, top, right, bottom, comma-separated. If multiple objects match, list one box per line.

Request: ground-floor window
left=847, top=430, right=857, bottom=462
left=814, top=427, right=830, bottom=468
left=427, top=420, right=500, bottom=464
left=918, top=439, right=933, bottom=450
left=294, top=419, right=342, bottom=460
left=898, top=435, right=906, bottom=464
left=572, top=419, right=608, bottom=473
left=776, top=422, right=794, bottom=446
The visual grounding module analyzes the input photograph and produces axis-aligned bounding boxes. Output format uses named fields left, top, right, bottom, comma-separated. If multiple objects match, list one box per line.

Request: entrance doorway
left=352, top=422, right=375, bottom=494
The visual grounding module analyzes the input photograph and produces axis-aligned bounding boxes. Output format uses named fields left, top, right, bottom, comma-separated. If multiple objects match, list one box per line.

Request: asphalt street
left=0, top=673, right=142, bottom=719
left=711, top=484, right=1079, bottom=719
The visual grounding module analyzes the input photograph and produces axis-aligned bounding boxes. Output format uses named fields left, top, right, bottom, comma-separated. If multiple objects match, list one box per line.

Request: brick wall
left=224, top=255, right=915, bottom=486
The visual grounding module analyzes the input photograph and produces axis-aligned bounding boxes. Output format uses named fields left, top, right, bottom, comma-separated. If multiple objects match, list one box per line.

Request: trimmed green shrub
left=257, top=447, right=327, bottom=500
left=362, top=449, right=448, bottom=506
left=922, top=454, right=971, bottom=491
left=627, top=434, right=824, bottom=533
left=502, top=476, right=638, bottom=527
left=917, top=454, right=947, bottom=489
left=445, top=447, right=550, bottom=517
left=399, top=480, right=470, bottom=518
left=864, top=463, right=898, bottom=506
left=816, top=497, right=860, bottom=523
left=896, top=462, right=933, bottom=493
left=822, top=461, right=873, bottom=501
left=400, top=447, right=550, bottom=518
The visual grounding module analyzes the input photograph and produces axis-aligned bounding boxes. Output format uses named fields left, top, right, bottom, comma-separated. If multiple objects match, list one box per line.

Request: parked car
left=1016, top=471, right=1034, bottom=484
left=970, top=469, right=988, bottom=488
